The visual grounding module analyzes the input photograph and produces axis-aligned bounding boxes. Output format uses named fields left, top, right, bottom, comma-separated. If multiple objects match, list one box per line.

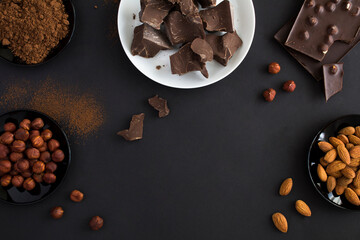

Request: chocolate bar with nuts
left=323, top=63, right=344, bottom=102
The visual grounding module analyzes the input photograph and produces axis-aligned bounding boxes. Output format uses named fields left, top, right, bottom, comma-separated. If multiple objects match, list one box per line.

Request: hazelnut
left=0, top=160, right=11, bottom=173
left=0, top=132, right=14, bottom=145
left=11, top=175, right=24, bottom=187
left=89, top=216, right=104, bottom=231
left=17, top=159, right=30, bottom=172
left=50, top=206, right=64, bottom=219
left=14, top=128, right=29, bottom=141
left=19, top=119, right=31, bottom=131
left=70, top=190, right=84, bottom=202
left=23, top=177, right=36, bottom=191
left=268, top=62, right=281, bottom=74
left=9, top=152, right=23, bottom=162
left=38, top=143, right=48, bottom=152
left=32, top=161, right=45, bottom=174
left=282, top=80, right=296, bottom=93
left=45, top=162, right=57, bottom=173
left=29, top=130, right=40, bottom=140
left=12, top=140, right=26, bottom=153
left=263, top=88, right=276, bottom=102
left=0, top=144, right=10, bottom=158
left=52, top=149, right=65, bottom=162
left=31, top=135, right=44, bottom=148
left=41, top=129, right=52, bottom=141
left=1, top=174, right=11, bottom=187
left=43, top=172, right=56, bottom=184
left=21, top=170, right=32, bottom=178
left=3, top=122, right=16, bottom=132
left=25, top=148, right=40, bottom=159
left=31, top=118, right=44, bottom=130
left=40, top=151, right=51, bottom=163
left=48, top=139, right=60, bottom=152
left=33, top=173, right=44, bottom=183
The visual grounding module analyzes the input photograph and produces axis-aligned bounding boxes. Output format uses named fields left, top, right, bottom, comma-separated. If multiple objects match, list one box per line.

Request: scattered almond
left=350, top=146, right=360, bottom=158
left=272, top=212, right=288, bottom=233
left=341, top=167, right=356, bottom=179
left=349, top=135, right=360, bottom=145
left=318, top=141, right=334, bottom=152
left=295, top=200, right=311, bottom=217
left=329, top=137, right=345, bottom=148
left=345, top=188, right=360, bottom=206
left=324, top=149, right=337, bottom=163
left=326, top=161, right=346, bottom=174
left=339, top=126, right=355, bottom=136
left=337, top=134, right=349, bottom=144
left=337, top=145, right=351, bottom=165
left=279, top=178, right=293, bottom=196
left=327, top=176, right=336, bottom=192
left=317, top=164, right=327, bottom=182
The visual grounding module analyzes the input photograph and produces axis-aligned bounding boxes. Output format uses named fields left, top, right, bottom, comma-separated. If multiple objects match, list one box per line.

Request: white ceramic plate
left=118, top=0, right=256, bottom=89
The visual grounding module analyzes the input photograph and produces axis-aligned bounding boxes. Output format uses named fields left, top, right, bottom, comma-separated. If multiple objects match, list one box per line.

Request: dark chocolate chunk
left=139, top=0, right=173, bottom=30
left=170, top=42, right=208, bottom=78
left=190, top=38, right=213, bottom=62
left=285, top=0, right=360, bottom=61
left=206, top=31, right=242, bottom=66
left=199, top=0, right=234, bottom=32
left=131, top=24, right=172, bottom=58
left=148, top=95, right=170, bottom=118
left=197, top=0, right=216, bottom=8
left=274, top=19, right=360, bottom=81
left=117, top=113, right=145, bottom=141
left=323, top=63, right=343, bottom=102
left=168, top=0, right=198, bottom=15
left=164, top=11, right=205, bottom=45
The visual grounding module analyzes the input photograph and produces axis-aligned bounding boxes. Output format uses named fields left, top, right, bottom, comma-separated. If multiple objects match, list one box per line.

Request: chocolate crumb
left=133, top=13, right=136, bottom=20
left=117, top=113, right=145, bottom=141
left=148, top=95, right=170, bottom=118
left=156, top=65, right=161, bottom=70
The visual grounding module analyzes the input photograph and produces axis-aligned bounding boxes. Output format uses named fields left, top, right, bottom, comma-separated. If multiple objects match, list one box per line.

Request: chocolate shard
left=131, top=24, right=172, bottom=58
left=285, top=0, right=360, bottom=62
left=169, top=0, right=198, bottom=15
left=197, top=0, right=216, bottom=8
left=191, top=38, right=213, bottom=62
left=206, top=31, right=242, bottom=66
left=117, top=113, right=145, bottom=141
left=274, top=19, right=360, bottom=81
left=148, top=95, right=170, bottom=118
left=139, top=0, right=173, bottom=30
left=199, top=0, right=234, bottom=32
left=164, top=11, right=205, bottom=45
left=170, top=42, right=209, bottom=78
left=323, top=63, right=344, bottom=102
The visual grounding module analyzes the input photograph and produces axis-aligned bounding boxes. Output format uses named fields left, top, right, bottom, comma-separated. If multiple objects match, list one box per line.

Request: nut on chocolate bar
left=200, top=0, right=234, bottom=32
left=323, top=63, right=344, bottom=102
left=117, top=113, right=145, bottom=141
left=139, top=0, right=172, bottom=30
left=148, top=95, right=170, bottom=118
left=131, top=24, right=172, bottom=58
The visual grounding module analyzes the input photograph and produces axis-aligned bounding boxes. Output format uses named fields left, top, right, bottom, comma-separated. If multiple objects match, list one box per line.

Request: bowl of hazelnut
left=0, top=110, right=71, bottom=205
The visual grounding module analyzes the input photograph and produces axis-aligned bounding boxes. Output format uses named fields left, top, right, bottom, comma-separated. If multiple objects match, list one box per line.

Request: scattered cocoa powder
left=0, top=0, right=70, bottom=64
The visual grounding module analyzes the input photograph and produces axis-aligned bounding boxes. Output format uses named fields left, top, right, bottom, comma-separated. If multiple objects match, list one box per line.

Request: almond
left=329, top=137, right=345, bottom=148
left=326, top=160, right=346, bottom=174
left=349, top=135, right=360, bottom=145
left=350, top=185, right=360, bottom=196
left=272, top=212, right=288, bottom=233
left=327, top=176, right=336, bottom=192
left=318, top=141, right=334, bottom=152
left=317, top=164, right=327, bottom=182
left=353, top=170, right=360, bottom=188
left=329, top=171, right=343, bottom=178
left=337, top=134, right=349, bottom=144
left=341, top=167, right=356, bottom=179
left=335, top=185, right=346, bottom=195
left=346, top=143, right=355, bottom=150
left=337, top=176, right=353, bottom=186
left=345, top=188, right=360, bottom=206
left=355, top=126, right=360, bottom=138
left=320, top=157, right=329, bottom=167
left=350, top=166, right=358, bottom=172
left=339, top=126, right=355, bottom=136
left=349, top=158, right=360, bottom=168
left=337, top=145, right=351, bottom=165
left=279, top=178, right=293, bottom=196
left=324, top=149, right=337, bottom=163
left=350, top=146, right=360, bottom=158
left=295, top=200, right=311, bottom=217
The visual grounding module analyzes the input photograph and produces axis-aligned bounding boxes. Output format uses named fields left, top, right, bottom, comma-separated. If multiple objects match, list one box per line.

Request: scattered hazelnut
left=12, top=140, right=26, bottom=153
left=25, top=148, right=40, bottom=159
left=3, top=122, right=16, bottom=132
left=41, top=129, right=52, bottom=141
left=268, top=62, right=281, bottom=74
left=19, top=119, right=31, bottom=131
left=9, top=152, right=23, bottom=162
left=29, top=130, right=40, bottom=140
left=48, top=139, right=60, bottom=152
left=21, top=170, right=32, bottom=178
left=70, top=190, right=84, bottom=202
left=1, top=174, right=11, bottom=187
left=23, top=177, right=36, bottom=191
left=31, top=135, right=44, bottom=148
left=52, top=149, right=65, bottom=162
left=33, top=173, right=44, bottom=183
left=31, top=118, right=44, bottom=130
left=89, top=216, right=104, bottom=231
left=11, top=175, right=24, bottom=187
left=17, top=159, right=30, bottom=172
left=40, top=151, right=51, bottom=163
left=45, top=161, right=57, bottom=173
left=0, top=160, right=11, bottom=173
left=50, top=206, right=64, bottom=219
left=282, top=80, right=296, bottom=93
left=0, top=132, right=14, bottom=145
left=32, top=161, right=45, bottom=174
left=14, top=128, right=29, bottom=141
left=38, top=143, right=48, bottom=152
left=263, top=88, right=276, bottom=102
left=0, top=144, right=10, bottom=158
left=43, top=172, right=56, bottom=184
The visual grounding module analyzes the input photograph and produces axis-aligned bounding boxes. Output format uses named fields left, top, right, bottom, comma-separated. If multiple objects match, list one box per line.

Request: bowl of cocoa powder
left=0, top=0, right=75, bottom=65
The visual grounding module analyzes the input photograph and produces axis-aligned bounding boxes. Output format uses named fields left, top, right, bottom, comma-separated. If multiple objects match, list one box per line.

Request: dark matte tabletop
left=0, top=0, right=359, bottom=239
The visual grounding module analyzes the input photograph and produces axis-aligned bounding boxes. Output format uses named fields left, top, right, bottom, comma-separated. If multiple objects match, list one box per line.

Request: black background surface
left=0, top=0, right=360, bottom=239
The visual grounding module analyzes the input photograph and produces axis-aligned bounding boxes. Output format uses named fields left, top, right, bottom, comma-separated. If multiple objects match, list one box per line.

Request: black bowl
left=308, top=115, right=360, bottom=210
left=0, top=110, right=71, bottom=205
left=0, top=0, right=76, bottom=66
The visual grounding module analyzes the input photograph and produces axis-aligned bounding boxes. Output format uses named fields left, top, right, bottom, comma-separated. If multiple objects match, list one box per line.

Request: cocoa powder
left=0, top=0, right=70, bottom=64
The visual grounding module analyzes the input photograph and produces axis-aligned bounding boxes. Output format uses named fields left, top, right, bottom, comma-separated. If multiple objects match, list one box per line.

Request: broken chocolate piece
left=148, top=95, right=170, bottom=118
left=170, top=0, right=198, bottom=15
left=117, top=113, right=145, bottom=141
left=275, top=19, right=360, bottom=81
left=170, top=42, right=209, bottom=78
left=164, top=11, right=205, bottom=45
left=191, top=38, right=213, bottom=62
left=200, top=0, right=234, bottom=32
left=285, top=0, right=360, bottom=61
left=131, top=24, right=172, bottom=58
left=197, top=0, right=216, bottom=8
left=139, top=0, right=173, bottom=30
left=323, top=63, right=343, bottom=102
left=206, top=31, right=242, bottom=66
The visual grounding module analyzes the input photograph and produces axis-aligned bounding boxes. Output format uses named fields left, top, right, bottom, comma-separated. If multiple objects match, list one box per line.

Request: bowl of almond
left=308, top=115, right=360, bottom=210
